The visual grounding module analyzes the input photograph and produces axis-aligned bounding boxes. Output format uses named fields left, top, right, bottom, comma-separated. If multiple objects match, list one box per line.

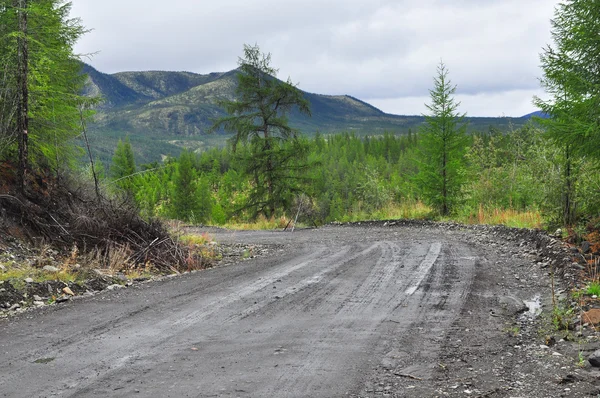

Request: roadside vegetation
left=0, top=0, right=208, bottom=305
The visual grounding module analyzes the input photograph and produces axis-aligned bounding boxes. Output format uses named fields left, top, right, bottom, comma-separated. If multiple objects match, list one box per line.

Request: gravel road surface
left=1, top=223, right=598, bottom=397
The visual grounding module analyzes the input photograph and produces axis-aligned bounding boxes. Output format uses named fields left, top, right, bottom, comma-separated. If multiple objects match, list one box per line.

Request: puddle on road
left=522, top=295, right=542, bottom=317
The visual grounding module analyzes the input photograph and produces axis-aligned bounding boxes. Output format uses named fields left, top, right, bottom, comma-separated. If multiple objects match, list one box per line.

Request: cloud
left=70, top=0, right=558, bottom=116
left=368, top=88, right=548, bottom=118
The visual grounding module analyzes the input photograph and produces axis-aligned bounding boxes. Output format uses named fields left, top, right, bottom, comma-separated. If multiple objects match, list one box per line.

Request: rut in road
left=0, top=231, right=478, bottom=398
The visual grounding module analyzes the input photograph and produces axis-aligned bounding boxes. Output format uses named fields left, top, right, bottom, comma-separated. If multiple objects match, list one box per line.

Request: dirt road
left=0, top=223, right=598, bottom=397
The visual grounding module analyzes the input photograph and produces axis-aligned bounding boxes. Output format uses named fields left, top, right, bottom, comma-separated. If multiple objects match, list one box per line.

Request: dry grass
left=458, top=205, right=543, bottom=229
left=178, top=232, right=213, bottom=246
left=371, top=201, right=433, bottom=221
left=224, top=215, right=291, bottom=230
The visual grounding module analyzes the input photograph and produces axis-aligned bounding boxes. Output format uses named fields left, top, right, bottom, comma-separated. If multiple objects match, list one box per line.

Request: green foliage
left=551, top=302, right=575, bottom=331
left=211, top=44, right=312, bottom=218
left=126, top=124, right=600, bottom=229
left=414, top=62, right=469, bottom=215
left=0, top=0, right=91, bottom=172
left=535, top=0, right=600, bottom=161
left=586, top=282, right=600, bottom=296
left=534, top=0, right=600, bottom=225
left=110, top=136, right=136, bottom=191
left=171, top=150, right=198, bottom=222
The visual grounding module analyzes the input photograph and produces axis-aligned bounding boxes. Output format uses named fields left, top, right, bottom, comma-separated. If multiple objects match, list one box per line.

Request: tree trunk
left=563, top=144, right=575, bottom=226
left=263, top=124, right=275, bottom=218
left=80, top=105, right=101, bottom=201
left=442, top=150, right=448, bottom=216
left=16, top=0, right=28, bottom=193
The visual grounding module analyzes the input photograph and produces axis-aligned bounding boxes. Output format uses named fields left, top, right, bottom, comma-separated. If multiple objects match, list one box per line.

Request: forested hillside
left=81, top=63, right=526, bottom=164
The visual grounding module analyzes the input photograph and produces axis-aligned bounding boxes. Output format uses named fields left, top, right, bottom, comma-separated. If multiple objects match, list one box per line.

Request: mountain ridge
left=81, top=63, right=526, bottom=163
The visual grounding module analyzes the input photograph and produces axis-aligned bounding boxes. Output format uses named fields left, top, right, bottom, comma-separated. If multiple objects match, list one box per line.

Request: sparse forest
left=118, top=39, right=600, bottom=232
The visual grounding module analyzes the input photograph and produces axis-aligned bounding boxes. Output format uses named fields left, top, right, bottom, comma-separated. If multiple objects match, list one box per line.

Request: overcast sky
left=70, top=0, right=558, bottom=117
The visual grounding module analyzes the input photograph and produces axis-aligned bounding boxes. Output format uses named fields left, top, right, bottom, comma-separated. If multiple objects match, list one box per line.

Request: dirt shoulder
left=342, top=222, right=600, bottom=397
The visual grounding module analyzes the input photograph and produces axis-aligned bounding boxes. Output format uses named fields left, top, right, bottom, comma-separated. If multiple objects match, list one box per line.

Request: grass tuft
left=586, top=281, right=600, bottom=296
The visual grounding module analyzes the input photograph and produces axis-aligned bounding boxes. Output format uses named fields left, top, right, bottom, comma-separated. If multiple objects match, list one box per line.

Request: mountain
left=82, top=64, right=525, bottom=164
left=521, top=110, right=550, bottom=119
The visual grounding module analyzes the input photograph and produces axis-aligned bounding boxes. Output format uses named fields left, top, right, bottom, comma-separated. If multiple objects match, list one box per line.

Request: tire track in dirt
left=353, top=242, right=477, bottom=397
left=0, top=227, right=480, bottom=398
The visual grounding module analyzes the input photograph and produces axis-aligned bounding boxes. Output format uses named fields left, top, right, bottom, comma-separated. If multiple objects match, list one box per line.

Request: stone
left=8, top=303, right=20, bottom=311
left=62, top=287, right=75, bottom=296
left=588, top=350, right=600, bottom=367
left=0, top=264, right=6, bottom=272
left=582, top=241, right=591, bottom=254
left=42, top=265, right=60, bottom=272
left=498, top=295, right=528, bottom=315
left=24, top=278, right=33, bottom=283
left=55, top=295, right=70, bottom=303
left=113, top=273, right=128, bottom=282
left=582, top=309, right=600, bottom=325
left=33, top=295, right=43, bottom=301
left=33, top=301, right=45, bottom=306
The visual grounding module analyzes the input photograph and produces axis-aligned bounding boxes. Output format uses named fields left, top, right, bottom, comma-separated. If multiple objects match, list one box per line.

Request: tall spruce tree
left=211, top=44, right=311, bottom=218
left=415, top=61, right=468, bottom=216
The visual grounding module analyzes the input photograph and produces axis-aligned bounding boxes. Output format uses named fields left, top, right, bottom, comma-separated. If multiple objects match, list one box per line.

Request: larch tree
left=0, top=0, right=89, bottom=190
left=211, top=44, right=311, bottom=218
left=171, top=150, right=198, bottom=222
left=110, top=136, right=136, bottom=192
left=534, top=0, right=600, bottom=224
left=415, top=61, right=468, bottom=216
left=535, top=0, right=600, bottom=159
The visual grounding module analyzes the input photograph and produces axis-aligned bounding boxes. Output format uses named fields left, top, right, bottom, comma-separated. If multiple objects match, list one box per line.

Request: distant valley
left=82, top=64, right=529, bottom=164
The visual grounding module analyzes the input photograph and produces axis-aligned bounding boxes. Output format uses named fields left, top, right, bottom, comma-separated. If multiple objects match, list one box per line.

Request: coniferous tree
left=171, top=150, right=199, bottom=222
left=534, top=0, right=600, bottom=223
left=535, top=0, right=600, bottom=160
left=211, top=44, right=311, bottom=218
left=415, top=61, right=468, bottom=216
left=110, top=137, right=136, bottom=191
left=0, top=0, right=89, bottom=187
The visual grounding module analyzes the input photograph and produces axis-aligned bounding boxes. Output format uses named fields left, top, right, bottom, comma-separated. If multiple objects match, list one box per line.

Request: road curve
left=0, top=225, right=481, bottom=397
